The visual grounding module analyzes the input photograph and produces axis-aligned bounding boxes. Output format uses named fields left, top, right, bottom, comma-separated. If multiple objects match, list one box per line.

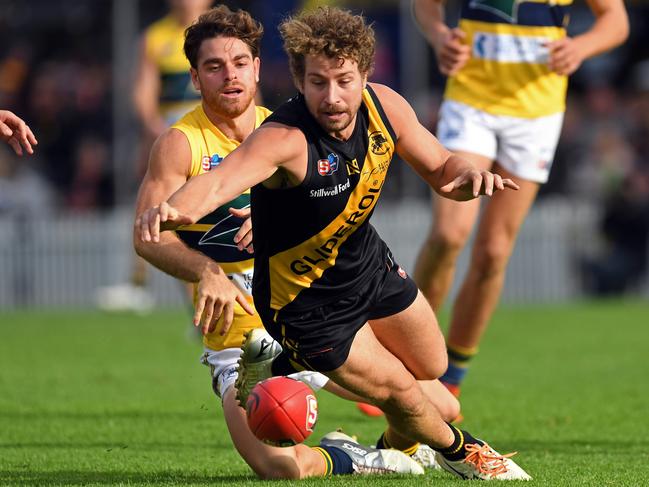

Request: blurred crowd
left=1, top=0, right=648, bottom=294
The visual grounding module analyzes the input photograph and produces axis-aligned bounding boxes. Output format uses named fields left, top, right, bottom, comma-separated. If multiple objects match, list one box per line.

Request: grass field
left=1, top=301, right=648, bottom=486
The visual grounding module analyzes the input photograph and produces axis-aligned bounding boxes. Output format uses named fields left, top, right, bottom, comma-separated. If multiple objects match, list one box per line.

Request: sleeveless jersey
left=251, top=85, right=395, bottom=315
left=144, top=15, right=201, bottom=125
left=444, top=0, right=572, bottom=118
left=172, top=104, right=272, bottom=350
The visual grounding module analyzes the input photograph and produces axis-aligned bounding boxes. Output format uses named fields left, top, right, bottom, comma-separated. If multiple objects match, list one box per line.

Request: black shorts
left=261, top=250, right=418, bottom=373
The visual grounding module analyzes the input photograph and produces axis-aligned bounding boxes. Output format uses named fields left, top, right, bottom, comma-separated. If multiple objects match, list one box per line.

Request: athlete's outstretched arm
left=133, top=128, right=253, bottom=335
left=136, top=123, right=305, bottom=242
left=371, top=83, right=518, bottom=200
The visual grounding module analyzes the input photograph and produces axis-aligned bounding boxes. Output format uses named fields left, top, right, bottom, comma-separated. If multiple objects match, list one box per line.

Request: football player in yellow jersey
left=0, top=109, right=37, bottom=156
left=133, top=5, right=427, bottom=479
left=96, top=0, right=212, bottom=313
left=137, top=6, right=533, bottom=480
left=412, top=0, right=628, bottom=401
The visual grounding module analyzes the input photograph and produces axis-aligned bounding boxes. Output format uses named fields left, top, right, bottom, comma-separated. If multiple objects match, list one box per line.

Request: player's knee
left=428, top=228, right=469, bottom=261
left=473, top=238, right=514, bottom=277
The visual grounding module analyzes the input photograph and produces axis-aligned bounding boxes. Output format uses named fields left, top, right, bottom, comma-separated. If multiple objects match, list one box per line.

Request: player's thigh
left=325, top=323, right=421, bottom=409
left=474, top=163, right=540, bottom=256
left=369, top=291, right=446, bottom=380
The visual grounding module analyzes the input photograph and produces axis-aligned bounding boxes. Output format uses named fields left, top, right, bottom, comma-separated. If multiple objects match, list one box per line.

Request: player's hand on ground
left=0, top=110, right=37, bottom=156
left=193, top=265, right=255, bottom=336
left=229, top=207, right=254, bottom=254
left=440, top=169, right=519, bottom=199
left=546, top=37, right=584, bottom=75
left=435, top=28, right=470, bottom=76
left=136, top=201, right=192, bottom=243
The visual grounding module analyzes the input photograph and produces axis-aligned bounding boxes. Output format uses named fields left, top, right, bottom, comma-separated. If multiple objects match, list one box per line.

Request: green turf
left=1, top=301, right=648, bottom=486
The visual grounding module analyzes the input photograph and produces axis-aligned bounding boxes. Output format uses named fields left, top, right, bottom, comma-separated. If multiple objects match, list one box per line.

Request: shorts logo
left=202, top=153, right=224, bottom=171
left=317, top=153, right=339, bottom=176
left=370, top=131, right=390, bottom=155
left=397, top=266, right=407, bottom=279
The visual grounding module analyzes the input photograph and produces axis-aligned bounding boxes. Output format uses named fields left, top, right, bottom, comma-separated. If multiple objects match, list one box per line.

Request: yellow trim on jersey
left=268, top=89, right=394, bottom=310
left=171, top=104, right=272, bottom=351
left=445, top=19, right=568, bottom=118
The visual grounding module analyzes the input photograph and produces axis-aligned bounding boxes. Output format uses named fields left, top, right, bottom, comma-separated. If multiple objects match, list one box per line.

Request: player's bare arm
left=371, top=83, right=519, bottom=200
left=412, top=0, right=470, bottom=76
left=137, top=122, right=307, bottom=243
left=133, top=128, right=253, bottom=335
left=133, top=37, right=167, bottom=139
left=0, top=110, right=37, bottom=156
left=547, top=0, right=628, bottom=75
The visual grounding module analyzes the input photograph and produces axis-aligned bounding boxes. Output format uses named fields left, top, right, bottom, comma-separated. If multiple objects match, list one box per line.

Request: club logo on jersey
left=317, top=153, right=339, bottom=176
left=369, top=131, right=390, bottom=155
left=201, top=153, right=224, bottom=171
left=469, top=0, right=532, bottom=24
left=346, top=158, right=361, bottom=176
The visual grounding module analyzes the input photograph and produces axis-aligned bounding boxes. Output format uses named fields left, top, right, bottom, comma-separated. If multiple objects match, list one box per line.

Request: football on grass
left=246, top=376, right=318, bottom=447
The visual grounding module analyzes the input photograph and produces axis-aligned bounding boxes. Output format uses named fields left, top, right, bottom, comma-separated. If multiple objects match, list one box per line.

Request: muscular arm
left=133, top=128, right=220, bottom=283
left=547, top=0, right=628, bottom=75
left=372, top=83, right=517, bottom=200
left=576, top=0, right=629, bottom=59
left=157, top=124, right=306, bottom=229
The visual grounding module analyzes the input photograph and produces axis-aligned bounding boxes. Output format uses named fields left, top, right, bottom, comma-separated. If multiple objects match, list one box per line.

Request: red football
left=246, top=376, right=318, bottom=447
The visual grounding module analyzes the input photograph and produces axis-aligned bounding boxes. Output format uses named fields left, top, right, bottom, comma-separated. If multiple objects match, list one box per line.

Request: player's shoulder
left=366, top=82, right=415, bottom=136
left=152, top=127, right=191, bottom=160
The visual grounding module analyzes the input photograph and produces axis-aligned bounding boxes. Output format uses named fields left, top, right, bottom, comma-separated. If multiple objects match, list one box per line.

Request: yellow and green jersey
left=445, top=0, right=572, bottom=118
left=172, top=104, right=272, bottom=350
left=144, top=15, right=201, bottom=124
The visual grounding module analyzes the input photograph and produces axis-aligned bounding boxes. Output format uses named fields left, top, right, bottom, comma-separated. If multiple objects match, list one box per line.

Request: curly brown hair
left=184, top=5, right=264, bottom=69
left=280, top=6, right=375, bottom=85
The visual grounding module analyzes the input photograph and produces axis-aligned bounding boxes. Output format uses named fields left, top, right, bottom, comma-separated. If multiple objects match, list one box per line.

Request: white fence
left=0, top=199, right=646, bottom=309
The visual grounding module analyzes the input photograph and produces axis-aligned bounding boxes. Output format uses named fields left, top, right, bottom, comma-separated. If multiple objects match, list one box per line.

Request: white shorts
left=200, top=347, right=330, bottom=400
left=437, top=100, right=564, bottom=183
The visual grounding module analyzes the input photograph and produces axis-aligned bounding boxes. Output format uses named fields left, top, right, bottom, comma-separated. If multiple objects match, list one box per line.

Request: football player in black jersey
left=137, top=7, right=531, bottom=480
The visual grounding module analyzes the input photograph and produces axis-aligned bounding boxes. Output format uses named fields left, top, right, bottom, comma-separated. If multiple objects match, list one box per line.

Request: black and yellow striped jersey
left=251, top=85, right=394, bottom=315
left=445, top=0, right=572, bottom=118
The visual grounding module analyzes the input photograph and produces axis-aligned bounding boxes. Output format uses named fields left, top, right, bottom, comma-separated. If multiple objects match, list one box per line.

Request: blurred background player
left=412, top=0, right=629, bottom=403
left=96, top=0, right=212, bottom=313
left=133, top=5, right=426, bottom=479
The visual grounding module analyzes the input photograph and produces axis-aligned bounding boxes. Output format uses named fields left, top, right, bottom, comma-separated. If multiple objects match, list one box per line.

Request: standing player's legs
left=446, top=167, right=539, bottom=353
left=414, top=151, right=491, bottom=312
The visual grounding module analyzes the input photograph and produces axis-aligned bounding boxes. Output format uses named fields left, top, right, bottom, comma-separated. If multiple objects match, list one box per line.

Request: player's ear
left=254, top=57, right=260, bottom=83
left=190, top=68, right=201, bottom=91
